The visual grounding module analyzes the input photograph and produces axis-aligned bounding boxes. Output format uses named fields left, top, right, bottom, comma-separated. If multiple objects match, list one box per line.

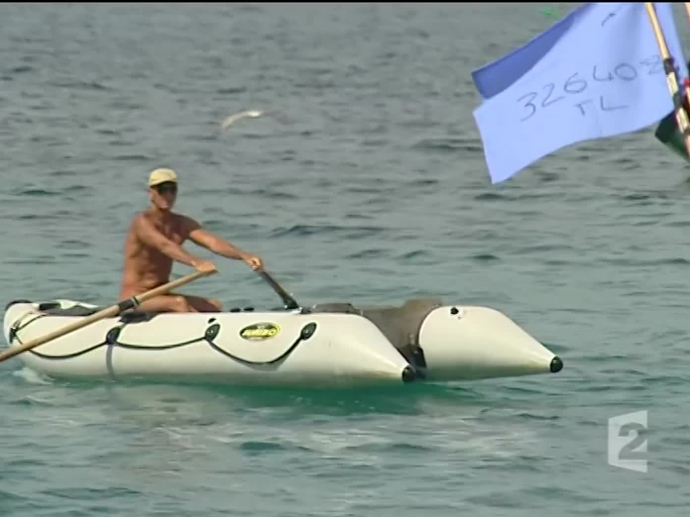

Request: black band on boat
left=30, top=341, right=109, bottom=360
left=117, top=298, right=137, bottom=312
left=19, top=320, right=316, bottom=367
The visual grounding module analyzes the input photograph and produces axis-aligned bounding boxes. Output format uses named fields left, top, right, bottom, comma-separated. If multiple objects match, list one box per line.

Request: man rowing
left=119, top=168, right=264, bottom=313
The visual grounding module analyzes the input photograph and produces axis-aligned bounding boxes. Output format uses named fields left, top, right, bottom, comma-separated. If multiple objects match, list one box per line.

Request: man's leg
left=135, top=294, right=190, bottom=313
left=134, top=293, right=222, bottom=313
left=181, top=294, right=223, bottom=312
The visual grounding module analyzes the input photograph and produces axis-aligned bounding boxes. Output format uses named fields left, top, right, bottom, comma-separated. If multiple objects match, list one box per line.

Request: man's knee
left=172, top=295, right=191, bottom=313
left=176, top=295, right=221, bottom=313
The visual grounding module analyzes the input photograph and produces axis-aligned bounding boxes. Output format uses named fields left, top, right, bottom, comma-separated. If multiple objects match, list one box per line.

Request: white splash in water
left=12, top=366, right=53, bottom=385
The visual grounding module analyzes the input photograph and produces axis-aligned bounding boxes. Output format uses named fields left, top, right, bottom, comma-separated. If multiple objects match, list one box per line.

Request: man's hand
left=192, top=259, right=218, bottom=274
left=243, top=254, right=264, bottom=271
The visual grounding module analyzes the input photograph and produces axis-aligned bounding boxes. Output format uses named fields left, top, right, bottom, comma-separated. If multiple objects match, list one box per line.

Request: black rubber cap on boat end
left=402, top=366, right=416, bottom=383
left=550, top=356, right=563, bottom=373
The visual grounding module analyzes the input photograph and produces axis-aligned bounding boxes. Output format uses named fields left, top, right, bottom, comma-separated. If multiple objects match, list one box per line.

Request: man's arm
left=135, top=216, right=204, bottom=267
left=184, top=216, right=250, bottom=261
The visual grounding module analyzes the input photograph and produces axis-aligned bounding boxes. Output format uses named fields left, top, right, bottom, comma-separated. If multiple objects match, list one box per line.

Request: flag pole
left=682, top=3, right=690, bottom=117
left=645, top=2, right=690, bottom=157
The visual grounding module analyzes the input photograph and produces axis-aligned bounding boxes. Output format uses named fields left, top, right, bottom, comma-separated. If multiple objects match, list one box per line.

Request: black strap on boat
left=17, top=316, right=317, bottom=368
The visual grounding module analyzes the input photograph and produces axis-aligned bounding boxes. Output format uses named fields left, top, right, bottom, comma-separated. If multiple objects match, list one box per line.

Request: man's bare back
left=119, top=168, right=264, bottom=314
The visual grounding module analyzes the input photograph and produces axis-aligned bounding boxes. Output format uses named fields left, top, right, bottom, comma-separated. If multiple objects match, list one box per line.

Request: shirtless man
left=119, top=168, right=264, bottom=313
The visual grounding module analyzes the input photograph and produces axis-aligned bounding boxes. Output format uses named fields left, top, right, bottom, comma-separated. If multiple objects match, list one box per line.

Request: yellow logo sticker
left=239, top=322, right=280, bottom=341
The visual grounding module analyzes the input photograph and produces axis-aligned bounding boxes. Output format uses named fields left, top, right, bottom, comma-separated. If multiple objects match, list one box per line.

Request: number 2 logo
left=608, top=411, right=648, bottom=473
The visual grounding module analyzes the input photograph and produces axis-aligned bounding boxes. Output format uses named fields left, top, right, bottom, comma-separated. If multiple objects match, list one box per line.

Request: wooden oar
left=257, top=270, right=300, bottom=310
left=0, top=268, right=216, bottom=364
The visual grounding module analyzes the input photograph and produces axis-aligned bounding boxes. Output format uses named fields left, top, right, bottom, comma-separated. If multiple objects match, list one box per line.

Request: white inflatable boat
left=2, top=296, right=563, bottom=387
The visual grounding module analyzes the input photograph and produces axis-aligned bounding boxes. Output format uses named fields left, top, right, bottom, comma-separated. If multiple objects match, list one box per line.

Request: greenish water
left=1, top=3, right=689, bottom=516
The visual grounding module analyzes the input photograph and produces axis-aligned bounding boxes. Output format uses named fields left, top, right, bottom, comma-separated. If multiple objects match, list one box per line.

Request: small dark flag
left=654, top=70, right=690, bottom=163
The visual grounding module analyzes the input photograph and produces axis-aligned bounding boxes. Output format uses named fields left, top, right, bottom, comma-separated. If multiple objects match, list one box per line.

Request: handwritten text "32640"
left=516, top=56, right=665, bottom=122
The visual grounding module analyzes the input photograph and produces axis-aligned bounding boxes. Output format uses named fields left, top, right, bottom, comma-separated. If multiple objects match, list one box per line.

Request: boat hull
left=2, top=298, right=563, bottom=387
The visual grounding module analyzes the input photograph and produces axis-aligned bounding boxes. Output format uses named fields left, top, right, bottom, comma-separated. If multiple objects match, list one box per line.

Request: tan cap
left=148, top=168, right=178, bottom=187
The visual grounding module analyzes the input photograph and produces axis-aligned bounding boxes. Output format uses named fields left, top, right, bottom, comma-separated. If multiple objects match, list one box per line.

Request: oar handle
left=257, top=270, right=299, bottom=310
left=0, top=269, right=215, bottom=364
